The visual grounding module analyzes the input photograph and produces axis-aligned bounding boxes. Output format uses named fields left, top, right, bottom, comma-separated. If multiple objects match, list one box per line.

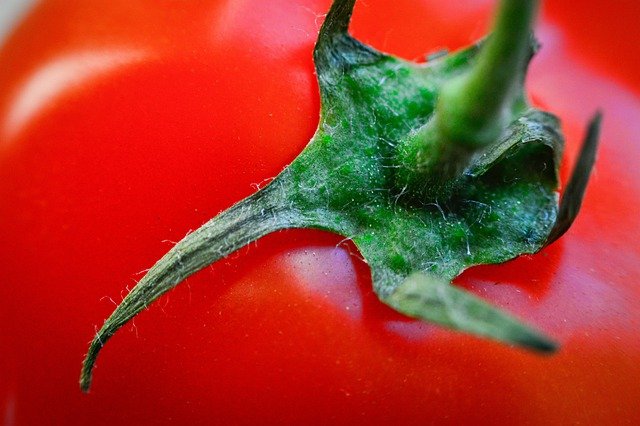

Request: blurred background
left=0, top=0, right=36, bottom=42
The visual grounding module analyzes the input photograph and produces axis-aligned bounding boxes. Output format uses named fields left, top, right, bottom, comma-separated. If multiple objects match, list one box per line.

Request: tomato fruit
left=1, top=0, right=639, bottom=425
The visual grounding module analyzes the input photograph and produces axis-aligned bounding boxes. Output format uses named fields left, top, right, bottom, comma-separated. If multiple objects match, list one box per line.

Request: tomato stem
left=438, top=0, right=539, bottom=148
left=395, top=0, right=539, bottom=198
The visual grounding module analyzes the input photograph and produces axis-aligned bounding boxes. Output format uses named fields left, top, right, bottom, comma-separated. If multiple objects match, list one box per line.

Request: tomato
left=1, top=0, right=639, bottom=424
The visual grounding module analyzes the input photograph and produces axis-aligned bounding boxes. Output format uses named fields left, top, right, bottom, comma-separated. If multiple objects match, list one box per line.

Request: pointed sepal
left=386, top=272, right=556, bottom=352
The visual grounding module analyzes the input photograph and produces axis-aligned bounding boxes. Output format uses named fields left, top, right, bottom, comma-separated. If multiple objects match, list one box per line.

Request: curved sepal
left=385, top=272, right=556, bottom=352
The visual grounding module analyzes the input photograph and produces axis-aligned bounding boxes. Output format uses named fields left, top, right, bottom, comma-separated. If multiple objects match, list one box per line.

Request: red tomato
left=1, top=0, right=639, bottom=424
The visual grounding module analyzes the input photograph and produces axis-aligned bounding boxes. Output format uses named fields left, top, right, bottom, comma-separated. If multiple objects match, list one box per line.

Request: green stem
left=395, top=0, right=539, bottom=198
left=437, top=0, right=538, bottom=148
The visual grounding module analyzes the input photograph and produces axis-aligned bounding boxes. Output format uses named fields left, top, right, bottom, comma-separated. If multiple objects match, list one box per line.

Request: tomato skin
left=1, top=1, right=639, bottom=425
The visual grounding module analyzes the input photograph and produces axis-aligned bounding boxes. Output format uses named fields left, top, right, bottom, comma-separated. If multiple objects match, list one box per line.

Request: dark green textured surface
left=269, top=0, right=562, bottom=345
left=80, top=0, right=608, bottom=391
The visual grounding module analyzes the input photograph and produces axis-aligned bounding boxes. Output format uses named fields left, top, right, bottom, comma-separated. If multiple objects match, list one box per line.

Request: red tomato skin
left=1, top=1, right=639, bottom=425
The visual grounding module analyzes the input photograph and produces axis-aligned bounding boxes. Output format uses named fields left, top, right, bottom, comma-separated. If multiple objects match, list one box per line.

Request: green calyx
left=80, top=0, right=600, bottom=392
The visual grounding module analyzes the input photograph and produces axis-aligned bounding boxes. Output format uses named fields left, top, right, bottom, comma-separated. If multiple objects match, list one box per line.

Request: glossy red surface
left=1, top=1, right=639, bottom=424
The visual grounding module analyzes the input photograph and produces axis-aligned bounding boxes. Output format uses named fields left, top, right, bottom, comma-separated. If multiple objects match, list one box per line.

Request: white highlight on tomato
left=3, top=49, right=147, bottom=141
